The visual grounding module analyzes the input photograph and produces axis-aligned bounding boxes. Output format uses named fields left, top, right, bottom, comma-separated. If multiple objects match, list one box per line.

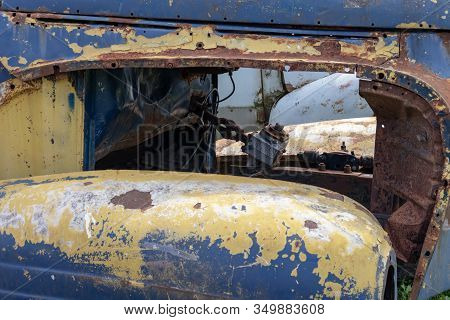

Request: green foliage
left=430, top=290, right=450, bottom=300
left=398, top=277, right=449, bottom=300
left=398, top=277, right=413, bottom=300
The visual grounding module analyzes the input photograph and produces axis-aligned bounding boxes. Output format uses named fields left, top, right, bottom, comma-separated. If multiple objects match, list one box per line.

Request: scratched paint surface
left=0, top=74, right=84, bottom=180
left=0, top=170, right=392, bottom=299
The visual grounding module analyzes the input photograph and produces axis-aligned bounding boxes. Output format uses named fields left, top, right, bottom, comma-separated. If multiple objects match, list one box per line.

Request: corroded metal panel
left=0, top=75, right=84, bottom=180
left=0, top=12, right=400, bottom=81
left=0, top=170, right=394, bottom=299
left=0, top=0, right=448, bottom=30
left=0, top=1, right=447, bottom=300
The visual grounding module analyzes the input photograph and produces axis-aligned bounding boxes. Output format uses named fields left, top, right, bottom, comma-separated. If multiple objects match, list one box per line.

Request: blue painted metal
left=406, top=33, right=450, bottom=78
left=0, top=0, right=448, bottom=300
left=0, top=172, right=392, bottom=299
left=0, top=63, right=12, bottom=82
left=0, top=12, right=395, bottom=78
left=418, top=223, right=450, bottom=299
left=0, top=0, right=449, bottom=30
left=0, top=13, right=174, bottom=72
left=0, top=232, right=358, bottom=300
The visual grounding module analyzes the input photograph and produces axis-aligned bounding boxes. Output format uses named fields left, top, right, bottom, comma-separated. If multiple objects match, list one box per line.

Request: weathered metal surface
left=269, top=74, right=372, bottom=125
left=217, top=156, right=374, bottom=210
left=362, top=81, right=444, bottom=263
left=0, top=12, right=400, bottom=81
left=0, top=170, right=394, bottom=299
left=418, top=218, right=449, bottom=299
left=0, top=0, right=448, bottom=30
left=220, top=70, right=373, bottom=129
left=0, top=1, right=448, bottom=300
left=0, top=74, right=84, bottom=180
left=216, top=117, right=376, bottom=157
left=358, top=78, right=449, bottom=298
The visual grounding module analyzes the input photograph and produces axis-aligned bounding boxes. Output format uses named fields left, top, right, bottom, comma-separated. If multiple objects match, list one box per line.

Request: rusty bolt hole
left=377, top=73, right=385, bottom=80
left=196, top=42, right=204, bottom=49
left=111, top=63, right=117, bottom=68
left=424, top=251, right=431, bottom=257
left=9, top=83, right=15, bottom=90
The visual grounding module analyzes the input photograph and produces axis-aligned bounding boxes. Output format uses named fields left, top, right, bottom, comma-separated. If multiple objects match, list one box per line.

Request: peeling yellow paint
left=396, top=21, right=434, bottom=29
left=84, top=28, right=107, bottom=37
left=340, top=37, right=399, bottom=61
left=18, top=57, right=28, bottom=65
left=0, top=170, right=392, bottom=298
left=300, top=252, right=307, bottom=262
left=291, top=265, right=299, bottom=278
left=0, top=75, right=84, bottom=180
left=0, top=25, right=399, bottom=72
left=324, top=281, right=342, bottom=299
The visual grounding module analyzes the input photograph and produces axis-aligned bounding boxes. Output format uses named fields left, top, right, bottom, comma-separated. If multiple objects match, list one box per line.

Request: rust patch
left=320, top=191, right=345, bottom=202
left=360, top=80, right=445, bottom=265
left=110, top=190, right=154, bottom=211
left=193, top=203, right=202, bottom=209
left=304, top=220, right=318, bottom=230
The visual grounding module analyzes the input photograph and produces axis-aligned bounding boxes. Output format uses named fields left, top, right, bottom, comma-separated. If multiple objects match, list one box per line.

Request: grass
left=398, top=277, right=413, bottom=300
left=397, top=277, right=450, bottom=300
left=430, top=290, right=450, bottom=300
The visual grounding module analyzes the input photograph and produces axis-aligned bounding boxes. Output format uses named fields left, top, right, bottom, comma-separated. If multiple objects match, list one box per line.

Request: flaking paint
left=0, top=23, right=399, bottom=73
left=0, top=170, right=392, bottom=298
left=0, top=75, right=84, bottom=180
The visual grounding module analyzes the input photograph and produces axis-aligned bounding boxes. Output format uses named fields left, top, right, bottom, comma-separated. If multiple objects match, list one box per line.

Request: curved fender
left=0, top=170, right=395, bottom=299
